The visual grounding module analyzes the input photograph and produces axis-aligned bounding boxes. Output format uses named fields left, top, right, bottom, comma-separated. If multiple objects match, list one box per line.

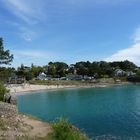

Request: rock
left=10, top=95, right=17, bottom=105
left=1, top=115, right=4, bottom=118
left=7, top=126, right=10, bottom=130
left=4, top=93, right=11, bottom=103
left=0, top=102, right=17, bottom=117
left=4, top=93, right=17, bottom=105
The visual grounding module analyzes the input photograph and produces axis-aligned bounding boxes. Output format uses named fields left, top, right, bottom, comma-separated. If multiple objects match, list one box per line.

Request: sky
left=1, top=0, right=140, bottom=67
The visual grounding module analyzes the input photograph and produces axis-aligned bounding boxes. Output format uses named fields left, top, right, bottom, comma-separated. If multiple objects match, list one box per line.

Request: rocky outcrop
left=4, top=93, right=17, bottom=105
left=0, top=102, right=17, bottom=117
left=0, top=102, right=25, bottom=139
left=0, top=102, right=51, bottom=140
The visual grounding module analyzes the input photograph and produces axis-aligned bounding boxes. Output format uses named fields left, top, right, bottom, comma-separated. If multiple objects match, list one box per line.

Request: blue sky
left=1, top=0, right=140, bottom=67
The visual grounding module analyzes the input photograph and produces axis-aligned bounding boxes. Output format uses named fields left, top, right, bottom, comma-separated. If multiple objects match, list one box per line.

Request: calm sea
left=18, top=85, right=140, bottom=139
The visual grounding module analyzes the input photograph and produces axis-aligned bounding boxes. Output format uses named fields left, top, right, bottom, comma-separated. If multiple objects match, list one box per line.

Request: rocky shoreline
left=0, top=102, right=26, bottom=139
left=0, top=102, right=51, bottom=140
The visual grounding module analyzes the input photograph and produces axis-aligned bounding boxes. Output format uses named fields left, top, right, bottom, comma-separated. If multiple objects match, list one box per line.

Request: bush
left=48, top=118, right=88, bottom=140
left=127, top=76, right=140, bottom=82
left=0, top=82, right=9, bottom=101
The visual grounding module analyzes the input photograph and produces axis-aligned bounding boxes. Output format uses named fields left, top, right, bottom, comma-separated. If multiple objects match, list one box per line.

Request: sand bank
left=7, top=84, right=78, bottom=96
left=7, top=82, right=129, bottom=97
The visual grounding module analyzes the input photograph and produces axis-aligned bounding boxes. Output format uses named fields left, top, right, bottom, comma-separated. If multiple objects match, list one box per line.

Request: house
left=66, top=74, right=75, bottom=80
left=8, top=75, right=25, bottom=84
left=60, top=77, right=68, bottom=80
left=24, top=66, right=31, bottom=72
left=127, top=71, right=136, bottom=77
left=83, top=75, right=94, bottom=80
left=38, top=72, right=48, bottom=80
left=66, top=74, right=83, bottom=80
left=114, top=69, right=126, bottom=77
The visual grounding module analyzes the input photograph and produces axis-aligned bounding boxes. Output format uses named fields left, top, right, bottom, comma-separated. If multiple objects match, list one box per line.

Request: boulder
left=4, top=93, right=17, bottom=105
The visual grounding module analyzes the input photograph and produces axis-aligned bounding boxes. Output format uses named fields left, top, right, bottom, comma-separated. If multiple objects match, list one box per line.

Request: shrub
left=0, top=82, right=9, bottom=101
left=48, top=118, right=88, bottom=140
left=127, top=76, right=140, bottom=82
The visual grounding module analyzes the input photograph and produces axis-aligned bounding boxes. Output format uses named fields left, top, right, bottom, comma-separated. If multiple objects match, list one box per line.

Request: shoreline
left=8, top=84, right=78, bottom=96
left=7, top=82, right=131, bottom=97
left=0, top=101, right=52, bottom=139
left=2, top=82, right=133, bottom=139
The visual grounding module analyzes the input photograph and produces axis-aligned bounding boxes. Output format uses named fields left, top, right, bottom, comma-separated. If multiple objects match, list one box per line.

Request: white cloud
left=132, top=27, right=140, bottom=43
left=11, top=49, right=58, bottom=67
left=13, top=50, right=50, bottom=58
left=2, top=0, right=45, bottom=42
left=105, top=27, right=140, bottom=66
left=2, top=0, right=44, bottom=24
left=19, top=27, right=37, bottom=42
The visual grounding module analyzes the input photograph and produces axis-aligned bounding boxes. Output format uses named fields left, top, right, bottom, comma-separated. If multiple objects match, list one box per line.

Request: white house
left=127, top=71, right=136, bottom=77
left=114, top=69, right=126, bottom=77
left=38, top=72, right=47, bottom=80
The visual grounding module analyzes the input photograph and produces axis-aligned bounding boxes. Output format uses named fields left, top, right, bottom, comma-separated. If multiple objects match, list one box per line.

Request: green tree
left=30, top=64, right=43, bottom=77
left=0, top=38, right=13, bottom=65
left=47, top=62, right=68, bottom=77
left=98, top=61, right=113, bottom=77
left=16, top=64, right=26, bottom=77
left=109, top=60, right=137, bottom=71
left=75, top=61, right=89, bottom=76
left=121, top=60, right=137, bottom=71
left=0, top=82, right=9, bottom=101
left=0, top=67, right=15, bottom=82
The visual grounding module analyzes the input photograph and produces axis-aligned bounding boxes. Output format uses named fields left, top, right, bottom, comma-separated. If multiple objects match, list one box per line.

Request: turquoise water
left=18, top=85, right=140, bottom=139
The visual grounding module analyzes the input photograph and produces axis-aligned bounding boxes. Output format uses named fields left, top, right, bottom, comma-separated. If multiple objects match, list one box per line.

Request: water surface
left=18, top=85, right=140, bottom=139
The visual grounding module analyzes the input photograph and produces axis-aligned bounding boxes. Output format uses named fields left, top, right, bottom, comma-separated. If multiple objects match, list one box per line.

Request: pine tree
left=0, top=38, right=13, bottom=65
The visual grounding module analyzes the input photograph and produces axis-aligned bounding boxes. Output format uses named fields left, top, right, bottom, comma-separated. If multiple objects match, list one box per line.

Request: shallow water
left=18, top=85, right=140, bottom=139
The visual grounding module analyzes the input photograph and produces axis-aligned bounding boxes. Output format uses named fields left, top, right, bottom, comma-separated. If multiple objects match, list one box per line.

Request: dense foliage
left=48, top=118, right=88, bottom=140
left=0, top=67, right=15, bottom=82
left=0, top=38, right=13, bottom=65
left=0, top=82, right=9, bottom=101
left=14, top=60, right=138, bottom=80
left=46, top=62, right=68, bottom=77
left=127, top=76, right=140, bottom=82
left=0, top=37, right=14, bottom=83
left=75, top=60, right=137, bottom=77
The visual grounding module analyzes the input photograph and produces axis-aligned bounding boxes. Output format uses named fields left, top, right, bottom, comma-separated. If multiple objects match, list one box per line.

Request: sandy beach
left=7, top=84, right=78, bottom=96
left=7, top=82, right=130, bottom=97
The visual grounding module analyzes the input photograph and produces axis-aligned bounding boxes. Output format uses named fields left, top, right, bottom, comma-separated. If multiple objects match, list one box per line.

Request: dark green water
left=18, top=85, right=140, bottom=139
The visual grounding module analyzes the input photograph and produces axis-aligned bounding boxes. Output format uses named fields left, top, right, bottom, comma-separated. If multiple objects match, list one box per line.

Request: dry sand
left=7, top=84, right=77, bottom=96
left=22, top=115, right=52, bottom=138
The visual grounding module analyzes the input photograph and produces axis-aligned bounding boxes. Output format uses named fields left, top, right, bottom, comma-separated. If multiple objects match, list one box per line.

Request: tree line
left=1, top=60, right=138, bottom=81
left=0, top=37, right=140, bottom=82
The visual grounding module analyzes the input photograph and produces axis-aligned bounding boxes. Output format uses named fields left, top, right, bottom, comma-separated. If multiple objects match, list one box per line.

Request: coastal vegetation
left=48, top=118, right=88, bottom=140
left=16, top=60, right=137, bottom=80
left=127, top=75, right=140, bottom=82
left=29, top=79, right=94, bottom=86
left=0, top=38, right=13, bottom=101
left=0, top=82, right=9, bottom=101
left=1, top=59, right=139, bottom=85
left=1, top=60, right=139, bottom=83
left=0, top=37, right=13, bottom=66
